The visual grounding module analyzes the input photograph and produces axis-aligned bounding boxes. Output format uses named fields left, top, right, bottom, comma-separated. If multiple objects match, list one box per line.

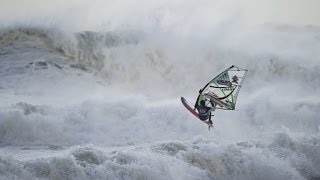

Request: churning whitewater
left=0, top=2, right=320, bottom=179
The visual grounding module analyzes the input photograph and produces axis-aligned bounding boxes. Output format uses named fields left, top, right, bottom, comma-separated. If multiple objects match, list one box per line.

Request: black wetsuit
left=197, top=106, right=211, bottom=121
left=194, top=89, right=214, bottom=124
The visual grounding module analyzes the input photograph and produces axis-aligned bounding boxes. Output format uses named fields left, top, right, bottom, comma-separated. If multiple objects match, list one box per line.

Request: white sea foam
left=0, top=0, right=320, bottom=179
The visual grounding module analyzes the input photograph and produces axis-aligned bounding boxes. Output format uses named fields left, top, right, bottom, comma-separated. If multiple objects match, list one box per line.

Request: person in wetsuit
left=194, top=89, right=214, bottom=125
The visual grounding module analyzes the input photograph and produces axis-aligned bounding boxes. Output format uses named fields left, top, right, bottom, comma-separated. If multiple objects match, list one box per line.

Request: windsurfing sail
left=195, top=65, right=248, bottom=110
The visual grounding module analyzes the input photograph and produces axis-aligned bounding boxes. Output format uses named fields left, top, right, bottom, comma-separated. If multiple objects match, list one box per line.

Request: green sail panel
left=196, top=65, right=248, bottom=110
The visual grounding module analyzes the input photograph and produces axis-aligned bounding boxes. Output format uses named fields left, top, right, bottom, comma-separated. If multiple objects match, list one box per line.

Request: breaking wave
left=0, top=23, right=320, bottom=179
left=2, top=136, right=320, bottom=180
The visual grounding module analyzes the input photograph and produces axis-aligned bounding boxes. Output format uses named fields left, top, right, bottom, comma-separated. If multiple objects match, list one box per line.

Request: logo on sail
left=232, top=75, right=239, bottom=84
left=216, top=73, right=232, bottom=87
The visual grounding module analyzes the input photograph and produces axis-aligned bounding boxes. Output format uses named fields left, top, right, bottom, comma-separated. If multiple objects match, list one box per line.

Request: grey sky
left=242, top=0, right=320, bottom=25
left=1, top=0, right=319, bottom=26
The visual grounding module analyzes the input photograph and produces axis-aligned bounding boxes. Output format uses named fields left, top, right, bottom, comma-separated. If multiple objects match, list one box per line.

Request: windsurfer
left=194, top=96, right=214, bottom=125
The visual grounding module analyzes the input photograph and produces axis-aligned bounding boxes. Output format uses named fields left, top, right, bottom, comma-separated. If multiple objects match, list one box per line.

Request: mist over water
left=0, top=0, right=320, bottom=179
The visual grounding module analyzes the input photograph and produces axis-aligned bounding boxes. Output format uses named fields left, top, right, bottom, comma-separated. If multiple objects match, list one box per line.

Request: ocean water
left=0, top=1, right=320, bottom=179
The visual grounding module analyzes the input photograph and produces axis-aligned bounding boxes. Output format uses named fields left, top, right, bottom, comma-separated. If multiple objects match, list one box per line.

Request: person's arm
left=209, top=100, right=216, bottom=111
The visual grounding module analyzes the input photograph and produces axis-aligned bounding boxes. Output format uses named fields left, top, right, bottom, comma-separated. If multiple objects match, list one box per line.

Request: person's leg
left=208, top=112, right=213, bottom=125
